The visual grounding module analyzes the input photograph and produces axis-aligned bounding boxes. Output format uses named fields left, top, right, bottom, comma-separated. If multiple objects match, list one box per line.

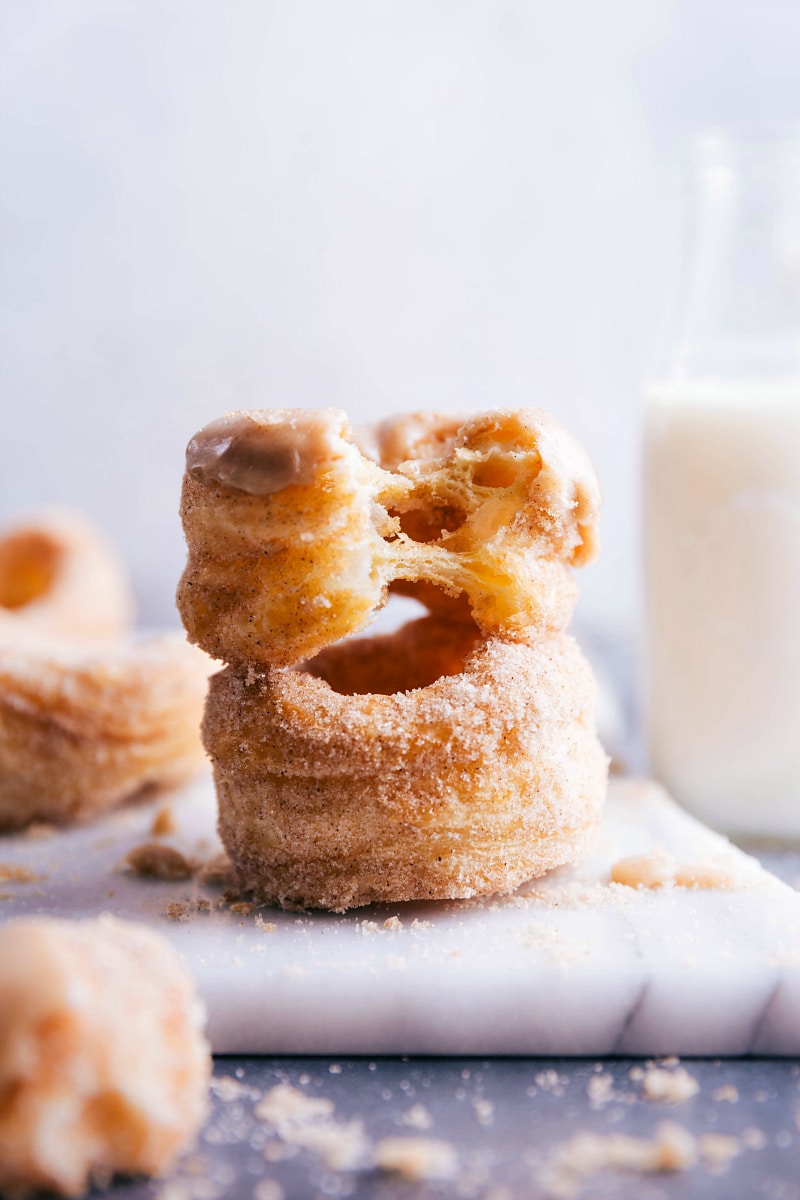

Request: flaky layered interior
left=178, top=407, right=601, bottom=669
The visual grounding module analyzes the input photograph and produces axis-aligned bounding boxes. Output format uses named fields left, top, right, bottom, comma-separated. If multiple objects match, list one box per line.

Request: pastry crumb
left=23, top=822, right=56, bottom=840
left=196, top=853, right=236, bottom=888
left=125, top=843, right=194, bottom=882
left=255, top=914, right=277, bottom=933
left=541, top=1121, right=698, bottom=1196
left=611, top=851, right=737, bottom=891
left=641, top=1066, right=700, bottom=1104
left=401, top=1103, right=433, bottom=1130
left=586, top=1074, right=615, bottom=1108
left=0, top=863, right=43, bottom=884
left=713, top=1084, right=739, bottom=1103
left=255, top=1085, right=334, bottom=1125
left=254, top=1084, right=368, bottom=1170
left=165, top=902, right=189, bottom=922
left=150, top=805, right=177, bottom=836
left=373, top=1136, right=458, bottom=1181
left=383, top=915, right=402, bottom=931
left=699, top=1133, right=741, bottom=1170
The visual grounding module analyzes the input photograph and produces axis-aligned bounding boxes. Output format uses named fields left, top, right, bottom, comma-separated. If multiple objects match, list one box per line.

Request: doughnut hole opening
left=0, top=532, right=61, bottom=609
left=302, top=589, right=481, bottom=696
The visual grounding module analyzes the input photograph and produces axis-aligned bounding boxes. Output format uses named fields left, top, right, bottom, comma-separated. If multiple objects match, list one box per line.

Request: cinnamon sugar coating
left=0, top=916, right=210, bottom=1198
left=0, top=635, right=211, bottom=830
left=205, top=631, right=607, bottom=911
left=177, top=408, right=600, bottom=667
left=0, top=509, right=211, bottom=831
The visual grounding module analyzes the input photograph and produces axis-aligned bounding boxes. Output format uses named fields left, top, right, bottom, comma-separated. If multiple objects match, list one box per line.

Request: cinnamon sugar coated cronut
left=0, top=916, right=211, bottom=1198
left=178, top=407, right=608, bottom=910
left=0, top=510, right=212, bottom=831
left=178, top=408, right=600, bottom=667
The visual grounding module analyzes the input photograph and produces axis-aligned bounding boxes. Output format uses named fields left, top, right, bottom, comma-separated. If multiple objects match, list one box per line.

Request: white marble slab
left=1, top=774, right=799, bottom=1056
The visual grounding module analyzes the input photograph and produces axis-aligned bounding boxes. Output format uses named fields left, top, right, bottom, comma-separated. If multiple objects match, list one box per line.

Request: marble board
left=1, top=774, right=799, bottom=1057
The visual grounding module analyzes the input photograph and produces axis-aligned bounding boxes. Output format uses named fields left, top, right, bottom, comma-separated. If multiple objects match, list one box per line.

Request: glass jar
left=643, top=127, right=800, bottom=840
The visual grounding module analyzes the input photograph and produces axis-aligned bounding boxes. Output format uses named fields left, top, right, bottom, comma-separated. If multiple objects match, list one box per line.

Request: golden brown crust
left=177, top=407, right=601, bottom=667
left=205, top=632, right=607, bottom=911
left=0, top=635, right=211, bottom=830
left=0, top=916, right=210, bottom=1197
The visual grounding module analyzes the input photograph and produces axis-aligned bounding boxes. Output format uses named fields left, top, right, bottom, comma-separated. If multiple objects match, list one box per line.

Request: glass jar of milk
left=644, top=128, right=800, bottom=840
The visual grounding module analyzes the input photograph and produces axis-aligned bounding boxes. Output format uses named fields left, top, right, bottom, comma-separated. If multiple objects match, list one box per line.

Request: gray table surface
left=106, top=1052, right=800, bottom=1200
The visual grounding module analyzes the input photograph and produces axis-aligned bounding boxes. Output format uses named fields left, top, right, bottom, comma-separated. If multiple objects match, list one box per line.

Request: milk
left=644, top=381, right=800, bottom=839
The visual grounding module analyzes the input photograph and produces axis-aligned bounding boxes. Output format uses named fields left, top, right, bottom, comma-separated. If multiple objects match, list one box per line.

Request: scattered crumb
left=641, top=1067, right=700, bottom=1104
left=255, top=1085, right=334, bottom=1126
left=23, top=822, right=56, bottom=840
left=611, top=851, right=737, bottom=890
left=0, top=863, right=42, bottom=884
left=229, top=901, right=254, bottom=916
left=359, top=921, right=379, bottom=935
left=150, top=805, right=177, bottom=836
left=124, top=843, right=193, bottom=882
left=535, top=1070, right=565, bottom=1092
left=699, top=1133, right=741, bottom=1170
left=329, top=1064, right=342, bottom=1075
left=473, top=1098, right=494, bottom=1126
left=586, top=1074, right=615, bottom=1108
left=401, top=1104, right=433, bottom=1131
left=540, top=1122, right=699, bottom=1197
left=210, top=1075, right=257, bottom=1103
left=293, top=1119, right=368, bottom=1170
left=540, top=1120, right=747, bottom=1197
left=165, top=902, right=189, bottom=922
left=373, top=1137, right=458, bottom=1181
left=713, top=1084, right=739, bottom=1103
left=629, top=1066, right=645, bottom=1082
left=254, top=1085, right=369, bottom=1170
left=383, top=916, right=402, bottom=931
left=255, top=914, right=277, bottom=933
left=410, top=918, right=432, bottom=931
left=196, top=853, right=236, bottom=889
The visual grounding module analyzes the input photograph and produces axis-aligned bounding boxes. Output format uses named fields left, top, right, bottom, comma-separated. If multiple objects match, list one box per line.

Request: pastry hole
left=472, top=456, right=518, bottom=489
left=303, top=591, right=480, bottom=696
left=0, top=532, right=61, bottom=609
left=394, top=504, right=467, bottom=544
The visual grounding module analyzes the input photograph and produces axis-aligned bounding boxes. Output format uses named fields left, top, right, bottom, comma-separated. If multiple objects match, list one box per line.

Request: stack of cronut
left=177, top=407, right=608, bottom=912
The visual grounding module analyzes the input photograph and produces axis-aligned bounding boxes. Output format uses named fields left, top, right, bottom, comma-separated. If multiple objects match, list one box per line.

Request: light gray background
left=1, top=0, right=797, bottom=629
